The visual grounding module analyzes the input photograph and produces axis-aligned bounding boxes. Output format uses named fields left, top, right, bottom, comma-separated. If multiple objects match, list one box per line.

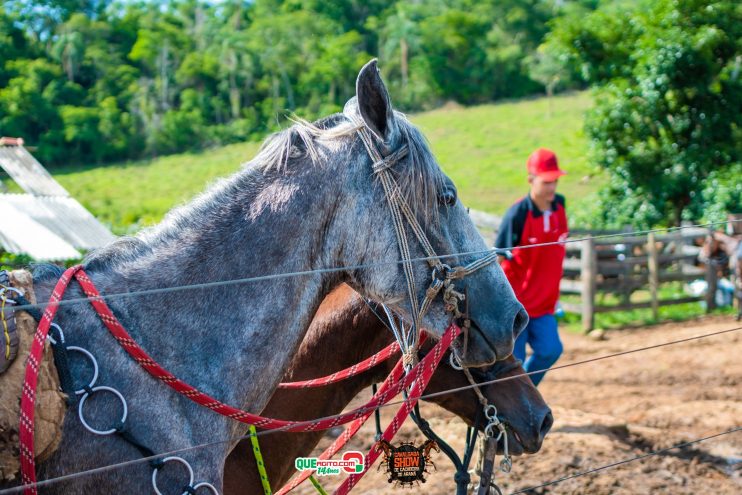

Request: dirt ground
left=293, top=315, right=742, bottom=494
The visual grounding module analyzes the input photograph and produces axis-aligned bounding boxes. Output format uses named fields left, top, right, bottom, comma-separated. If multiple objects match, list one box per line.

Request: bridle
left=354, top=116, right=523, bottom=492
left=353, top=119, right=501, bottom=367
left=408, top=357, right=521, bottom=495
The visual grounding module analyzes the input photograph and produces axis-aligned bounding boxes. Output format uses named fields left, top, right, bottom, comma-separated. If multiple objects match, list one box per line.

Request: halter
left=353, top=121, right=501, bottom=366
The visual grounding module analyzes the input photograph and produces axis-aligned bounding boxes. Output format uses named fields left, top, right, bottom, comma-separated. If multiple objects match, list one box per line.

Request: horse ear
left=356, top=59, right=395, bottom=142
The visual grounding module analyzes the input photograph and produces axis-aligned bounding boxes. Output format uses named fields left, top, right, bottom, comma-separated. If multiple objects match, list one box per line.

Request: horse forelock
left=392, top=113, right=444, bottom=228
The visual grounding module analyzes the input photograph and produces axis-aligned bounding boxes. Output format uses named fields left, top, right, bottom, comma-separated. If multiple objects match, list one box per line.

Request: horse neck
left=66, top=163, right=351, bottom=418
left=275, top=286, right=395, bottom=415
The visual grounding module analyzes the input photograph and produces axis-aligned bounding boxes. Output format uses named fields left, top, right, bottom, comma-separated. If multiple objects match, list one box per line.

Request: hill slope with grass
left=45, top=91, right=596, bottom=235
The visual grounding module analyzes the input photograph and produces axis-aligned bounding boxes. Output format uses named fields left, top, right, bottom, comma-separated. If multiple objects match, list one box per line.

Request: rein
left=276, top=340, right=400, bottom=389
left=271, top=307, right=519, bottom=494
left=17, top=265, right=459, bottom=494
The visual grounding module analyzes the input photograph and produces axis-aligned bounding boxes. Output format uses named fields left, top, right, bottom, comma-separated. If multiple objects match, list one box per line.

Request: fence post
left=581, top=237, right=596, bottom=332
left=647, top=232, right=659, bottom=320
left=705, top=250, right=718, bottom=313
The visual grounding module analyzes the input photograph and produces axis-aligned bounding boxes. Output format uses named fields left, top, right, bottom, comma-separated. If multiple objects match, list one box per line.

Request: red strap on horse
left=333, top=327, right=454, bottom=494
left=277, top=341, right=400, bottom=389
left=275, top=337, right=413, bottom=494
left=19, top=265, right=82, bottom=495
left=274, top=328, right=457, bottom=495
left=19, top=265, right=459, bottom=494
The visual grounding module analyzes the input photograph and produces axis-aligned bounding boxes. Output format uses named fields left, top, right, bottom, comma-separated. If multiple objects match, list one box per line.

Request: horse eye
left=439, top=188, right=457, bottom=207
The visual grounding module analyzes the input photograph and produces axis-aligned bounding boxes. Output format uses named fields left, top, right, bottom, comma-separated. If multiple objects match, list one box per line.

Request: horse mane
left=30, top=263, right=65, bottom=283
left=248, top=113, right=360, bottom=173
left=83, top=236, right=151, bottom=272
left=392, top=112, right=444, bottom=227
left=251, top=110, right=443, bottom=226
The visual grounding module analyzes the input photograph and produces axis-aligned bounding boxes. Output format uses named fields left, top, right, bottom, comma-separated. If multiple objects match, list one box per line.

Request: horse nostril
left=512, top=307, right=529, bottom=338
left=540, top=410, right=554, bottom=439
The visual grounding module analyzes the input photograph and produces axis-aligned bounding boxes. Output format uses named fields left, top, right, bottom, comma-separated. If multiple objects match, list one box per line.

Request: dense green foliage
left=3, top=0, right=739, bottom=229
left=547, top=0, right=742, bottom=227
left=0, top=0, right=569, bottom=166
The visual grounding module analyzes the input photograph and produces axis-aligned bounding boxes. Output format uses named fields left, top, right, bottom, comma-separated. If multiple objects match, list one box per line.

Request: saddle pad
left=0, top=270, right=66, bottom=482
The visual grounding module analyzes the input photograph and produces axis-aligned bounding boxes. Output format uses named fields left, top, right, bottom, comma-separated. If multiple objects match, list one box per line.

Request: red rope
left=273, top=330, right=455, bottom=495
left=277, top=341, right=400, bottom=389
left=19, top=265, right=459, bottom=494
left=274, top=335, right=421, bottom=494
left=19, top=266, right=81, bottom=495
left=333, top=334, right=450, bottom=494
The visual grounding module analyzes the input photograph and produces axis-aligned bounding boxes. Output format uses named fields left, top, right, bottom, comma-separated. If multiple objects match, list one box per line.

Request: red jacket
left=495, top=194, right=568, bottom=318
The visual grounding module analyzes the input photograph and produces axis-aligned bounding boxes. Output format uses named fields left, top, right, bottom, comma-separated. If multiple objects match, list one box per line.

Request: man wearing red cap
left=495, top=148, right=568, bottom=386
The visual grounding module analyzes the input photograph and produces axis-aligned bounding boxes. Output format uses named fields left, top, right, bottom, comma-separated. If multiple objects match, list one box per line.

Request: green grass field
left=414, top=92, right=599, bottom=214
left=39, top=91, right=598, bottom=235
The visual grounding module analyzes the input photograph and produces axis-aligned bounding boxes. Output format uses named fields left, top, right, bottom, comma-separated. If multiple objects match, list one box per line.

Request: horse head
left=319, top=60, right=527, bottom=367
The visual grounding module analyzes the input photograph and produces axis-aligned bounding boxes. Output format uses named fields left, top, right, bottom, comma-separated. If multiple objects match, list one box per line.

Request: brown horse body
left=223, top=285, right=552, bottom=493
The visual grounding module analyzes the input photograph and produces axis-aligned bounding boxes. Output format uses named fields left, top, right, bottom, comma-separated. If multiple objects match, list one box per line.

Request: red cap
left=527, top=148, right=566, bottom=181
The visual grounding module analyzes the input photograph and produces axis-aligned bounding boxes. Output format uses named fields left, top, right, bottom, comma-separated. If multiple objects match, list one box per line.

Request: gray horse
left=15, top=61, right=526, bottom=493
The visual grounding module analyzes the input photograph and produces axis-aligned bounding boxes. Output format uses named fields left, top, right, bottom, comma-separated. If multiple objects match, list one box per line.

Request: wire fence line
left=508, top=426, right=742, bottom=494
left=6, top=218, right=741, bottom=315
left=2, top=323, right=739, bottom=494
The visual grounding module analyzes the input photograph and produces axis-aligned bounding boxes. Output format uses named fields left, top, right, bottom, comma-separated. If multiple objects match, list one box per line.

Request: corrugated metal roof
left=0, top=195, right=116, bottom=250
left=0, top=201, right=80, bottom=260
left=0, top=142, right=117, bottom=260
left=0, top=145, right=70, bottom=197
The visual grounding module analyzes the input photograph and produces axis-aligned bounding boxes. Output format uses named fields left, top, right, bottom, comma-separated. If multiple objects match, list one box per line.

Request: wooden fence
left=469, top=211, right=717, bottom=332
left=560, top=227, right=715, bottom=331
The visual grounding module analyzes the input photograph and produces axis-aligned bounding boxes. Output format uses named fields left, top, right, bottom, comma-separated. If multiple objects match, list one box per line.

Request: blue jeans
left=513, top=314, right=563, bottom=386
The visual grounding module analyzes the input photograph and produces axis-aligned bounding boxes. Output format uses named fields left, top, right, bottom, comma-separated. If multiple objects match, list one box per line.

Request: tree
left=581, top=0, right=742, bottom=227
left=1, top=0, right=571, bottom=166
left=0, top=59, right=67, bottom=163
left=527, top=45, right=572, bottom=115
left=0, top=7, right=33, bottom=86
left=380, top=4, right=419, bottom=89
left=51, top=28, right=83, bottom=81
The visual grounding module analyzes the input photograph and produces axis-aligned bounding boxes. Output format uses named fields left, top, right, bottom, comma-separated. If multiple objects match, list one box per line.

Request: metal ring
left=483, top=404, right=498, bottom=421
left=78, top=386, right=128, bottom=435
left=449, top=352, right=463, bottom=370
left=151, top=456, right=195, bottom=495
left=484, top=423, right=503, bottom=440
left=46, top=323, right=65, bottom=345
left=66, top=346, right=99, bottom=395
left=500, top=457, right=512, bottom=473
left=192, top=482, right=219, bottom=494
left=431, top=263, right=452, bottom=283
